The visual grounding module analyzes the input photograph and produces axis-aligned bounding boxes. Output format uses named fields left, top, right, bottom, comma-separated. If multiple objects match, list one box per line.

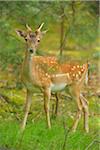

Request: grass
left=0, top=86, right=99, bottom=150
left=0, top=116, right=99, bottom=150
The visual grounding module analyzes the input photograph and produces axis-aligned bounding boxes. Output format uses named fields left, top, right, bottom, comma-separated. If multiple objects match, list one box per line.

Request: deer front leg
left=80, top=94, right=89, bottom=133
left=21, top=89, right=32, bottom=131
left=44, top=88, right=51, bottom=129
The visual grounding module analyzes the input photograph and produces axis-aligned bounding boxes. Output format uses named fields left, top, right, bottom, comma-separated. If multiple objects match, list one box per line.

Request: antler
left=37, top=22, right=44, bottom=31
left=26, top=24, right=32, bottom=32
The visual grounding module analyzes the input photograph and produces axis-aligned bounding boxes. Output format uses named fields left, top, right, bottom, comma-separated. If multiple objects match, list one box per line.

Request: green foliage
left=66, top=2, right=98, bottom=45
left=0, top=118, right=99, bottom=150
left=0, top=1, right=99, bottom=72
left=0, top=88, right=99, bottom=150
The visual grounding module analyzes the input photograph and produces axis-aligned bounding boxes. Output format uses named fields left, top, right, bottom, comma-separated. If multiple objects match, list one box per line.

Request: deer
left=16, top=23, right=89, bottom=133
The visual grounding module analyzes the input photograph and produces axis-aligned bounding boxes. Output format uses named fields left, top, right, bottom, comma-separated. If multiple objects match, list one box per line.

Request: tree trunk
left=60, top=5, right=65, bottom=56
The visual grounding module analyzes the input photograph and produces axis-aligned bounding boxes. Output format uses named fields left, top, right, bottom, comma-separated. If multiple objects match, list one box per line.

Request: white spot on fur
left=77, top=65, right=79, bottom=68
left=78, top=71, right=81, bottom=75
left=73, top=74, right=75, bottom=77
left=76, top=74, right=79, bottom=79
left=71, top=68, right=74, bottom=71
left=73, top=66, right=76, bottom=69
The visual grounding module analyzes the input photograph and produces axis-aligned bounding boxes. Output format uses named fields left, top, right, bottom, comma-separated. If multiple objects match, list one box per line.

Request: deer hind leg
left=44, top=88, right=51, bottom=129
left=72, top=89, right=83, bottom=132
left=80, top=94, right=89, bottom=133
left=55, top=92, right=59, bottom=117
left=21, top=89, right=32, bottom=131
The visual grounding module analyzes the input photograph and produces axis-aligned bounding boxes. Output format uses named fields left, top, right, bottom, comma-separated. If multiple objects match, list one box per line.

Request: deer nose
left=29, top=48, right=34, bottom=54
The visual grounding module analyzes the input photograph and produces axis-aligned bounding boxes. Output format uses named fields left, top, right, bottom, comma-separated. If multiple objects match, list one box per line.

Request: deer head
left=16, top=23, right=47, bottom=55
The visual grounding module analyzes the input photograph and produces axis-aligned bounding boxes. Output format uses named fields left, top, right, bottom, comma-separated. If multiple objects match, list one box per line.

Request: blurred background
left=0, top=1, right=99, bottom=150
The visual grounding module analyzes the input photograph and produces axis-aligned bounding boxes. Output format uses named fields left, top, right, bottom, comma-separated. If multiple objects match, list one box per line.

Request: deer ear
left=42, top=30, right=48, bottom=35
left=16, top=30, right=26, bottom=38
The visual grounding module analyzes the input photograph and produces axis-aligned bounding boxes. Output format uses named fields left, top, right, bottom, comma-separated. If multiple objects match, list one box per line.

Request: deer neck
left=21, top=49, right=36, bottom=85
left=23, top=50, right=33, bottom=69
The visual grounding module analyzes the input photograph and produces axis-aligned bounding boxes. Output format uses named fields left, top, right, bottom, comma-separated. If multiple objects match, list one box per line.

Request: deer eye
left=25, top=38, right=27, bottom=41
left=37, top=39, right=40, bottom=42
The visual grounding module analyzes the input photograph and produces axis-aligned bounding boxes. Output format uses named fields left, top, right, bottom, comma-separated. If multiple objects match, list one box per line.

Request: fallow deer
left=16, top=23, right=89, bottom=132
